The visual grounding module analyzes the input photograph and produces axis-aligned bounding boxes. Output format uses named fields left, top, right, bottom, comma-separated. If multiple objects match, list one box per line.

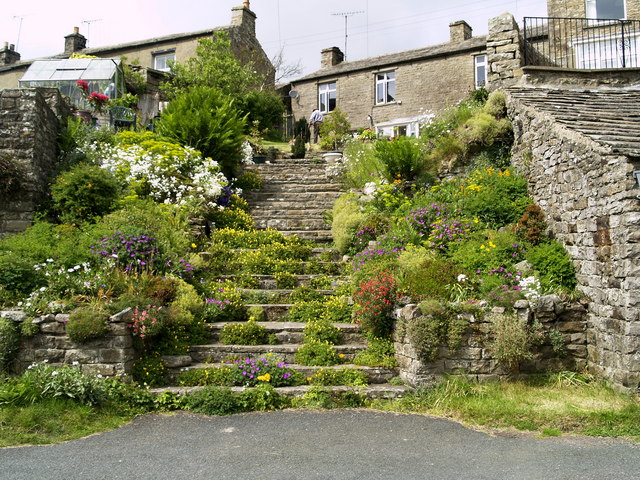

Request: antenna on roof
left=331, top=10, right=363, bottom=61
left=12, top=15, right=27, bottom=51
left=81, top=18, right=102, bottom=47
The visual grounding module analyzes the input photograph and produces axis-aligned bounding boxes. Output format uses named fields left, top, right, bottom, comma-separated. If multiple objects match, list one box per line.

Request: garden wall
left=0, top=88, right=69, bottom=236
left=507, top=92, right=640, bottom=391
left=394, top=295, right=588, bottom=386
left=1, top=308, right=135, bottom=377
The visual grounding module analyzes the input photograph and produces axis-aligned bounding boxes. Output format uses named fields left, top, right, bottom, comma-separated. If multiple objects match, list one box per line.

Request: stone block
left=81, top=364, right=117, bottom=377
left=65, top=349, right=99, bottom=364
left=34, top=349, right=65, bottom=363
left=99, top=348, right=131, bottom=364
left=39, top=322, right=66, bottom=334
left=162, top=355, right=193, bottom=368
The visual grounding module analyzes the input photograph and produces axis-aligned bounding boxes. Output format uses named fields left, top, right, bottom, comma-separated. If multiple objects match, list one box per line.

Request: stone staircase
left=152, top=150, right=408, bottom=401
left=242, top=154, right=342, bottom=243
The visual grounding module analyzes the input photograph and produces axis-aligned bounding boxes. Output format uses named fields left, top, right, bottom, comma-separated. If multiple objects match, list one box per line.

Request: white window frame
left=474, top=55, right=488, bottom=89
left=153, top=50, right=175, bottom=72
left=318, top=81, right=336, bottom=113
left=375, top=71, right=396, bottom=105
left=574, top=31, right=640, bottom=68
left=586, top=0, right=626, bottom=19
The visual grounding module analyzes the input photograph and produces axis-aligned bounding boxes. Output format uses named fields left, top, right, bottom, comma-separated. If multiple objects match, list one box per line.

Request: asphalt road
left=1, top=410, right=639, bottom=480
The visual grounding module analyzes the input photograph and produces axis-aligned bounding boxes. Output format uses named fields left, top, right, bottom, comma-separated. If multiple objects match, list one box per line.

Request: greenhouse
left=19, top=58, right=125, bottom=110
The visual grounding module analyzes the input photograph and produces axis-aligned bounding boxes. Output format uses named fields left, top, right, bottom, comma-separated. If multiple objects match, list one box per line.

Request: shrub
left=353, top=271, right=397, bottom=338
left=184, top=386, right=243, bottom=415
left=526, top=240, right=577, bottom=292
left=514, top=204, right=548, bottom=246
left=274, top=271, right=297, bottom=289
left=206, top=204, right=255, bottom=231
left=406, top=300, right=469, bottom=362
left=342, top=141, right=384, bottom=188
left=240, top=383, right=289, bottom=411
left=0, top=255, right=45, bottom=296
left=295, top=341, right=341, bottom=366
left=319, top=108, right=351, bottom=151
left=352, top=337, right=398, bottom=367
left=156, top=86, right=246, bottom=175
left=66, top=306, right=110, bottom=344
left=202, top=281, right=248, bottom=322
left=219, top=319, right=276, bottom=345
left=291, top=136, right=306, bottom=159
left=0, top=317, right=19, bottom=373
left=131, top=355, right=168, bottom=387
left=90, top=230, right=166, bottom=274
left=331, top=193, right=368, bottom=254
left=304, top=319, right=342, bottom=345
left=177, top=366, right=233, bottom=386
left=373, top=137, right=436, bottom=183
left=233, top=170, right=263, bottom=191
left=50, top=163, right=122, bottom=224
left=130, top=304, right=165, bottom=339
left=309, top=367, right=368, bottom=387
left=489, top=312, right=544, bottom=371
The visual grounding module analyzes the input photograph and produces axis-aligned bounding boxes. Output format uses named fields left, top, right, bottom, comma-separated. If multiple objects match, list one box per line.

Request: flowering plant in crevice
left=130, top=304, right=164, bottom=339
left=201, top=280, right=248, bottom=322
left=225, top=355, right=299, bottom=387
left=91, top=232, right=164, bottom=274
left=353, top=270, right=399, bottom=338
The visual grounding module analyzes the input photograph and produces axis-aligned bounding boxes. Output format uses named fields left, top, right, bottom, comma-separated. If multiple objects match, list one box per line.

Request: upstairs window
left=375, top=71, right=396, bottom=104
left=153, top=50, right=175, bottom=72
left=475, top=55, right=487, bottom=88
left=318, top=82, right=336, bottom=113
left=586, top=0, right=626, bottom=19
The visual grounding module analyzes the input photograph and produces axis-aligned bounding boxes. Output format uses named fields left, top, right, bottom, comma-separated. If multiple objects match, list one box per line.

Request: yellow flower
left=480, top=245, right=485, bottom=250
left=257, top=373, right=271, bottom=382
left=339, top=354, right=345, bottom=358
left=474, top=218, right=479, bottom=223
left=489, top=241, right=496, bottom=248
left=191, top=243, right=197, bottom=248
left=306, top=377, right=312, bottom=382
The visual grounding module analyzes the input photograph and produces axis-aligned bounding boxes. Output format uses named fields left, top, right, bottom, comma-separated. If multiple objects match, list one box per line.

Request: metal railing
left=523, top=17, right=640, bottom=69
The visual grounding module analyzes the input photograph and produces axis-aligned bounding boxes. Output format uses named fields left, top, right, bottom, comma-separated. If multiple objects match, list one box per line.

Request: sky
left=0, top=0, right=548, bottom=80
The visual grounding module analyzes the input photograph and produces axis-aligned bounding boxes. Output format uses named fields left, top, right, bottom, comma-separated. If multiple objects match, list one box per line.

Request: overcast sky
left=1, top=0, right=548, bottom=79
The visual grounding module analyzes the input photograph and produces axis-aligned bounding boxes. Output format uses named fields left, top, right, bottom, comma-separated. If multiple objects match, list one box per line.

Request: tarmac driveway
left=1, top=409, right=638, bottom=480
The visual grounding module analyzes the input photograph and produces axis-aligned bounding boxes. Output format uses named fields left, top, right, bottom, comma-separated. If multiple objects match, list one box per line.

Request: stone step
left=253, top=218, right=329, bottom=230
left=216, top=274, right=346, bottom=289
left=249, top=207, right=333, bottom=218
left=245, top=191, right=341, bottom=202
left=240, top=288, right=336, bottom=301
left=151, top=383, right=410, bottom=400
left=168, top=363, right=397, bottom=385
left=189, top=342, right=367, bottom=364
left=206, top=321, right=361, bottom=344
left=282, top=230, right=334, bottom=243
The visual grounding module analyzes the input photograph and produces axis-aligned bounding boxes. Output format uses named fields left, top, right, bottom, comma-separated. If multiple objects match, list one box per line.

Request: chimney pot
left=449, top=20, right=473, bottom=43
left=321, top=47, right=344, bottom=68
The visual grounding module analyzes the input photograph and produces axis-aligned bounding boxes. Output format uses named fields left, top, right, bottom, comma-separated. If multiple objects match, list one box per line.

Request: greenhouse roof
left=20, top=58, right=121, bottom=82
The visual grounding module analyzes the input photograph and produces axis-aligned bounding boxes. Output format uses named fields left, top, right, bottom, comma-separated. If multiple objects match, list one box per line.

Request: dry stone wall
left=2, top=308, right=136, bottom=377
left=394, top=296, right=588, bottom=386
left=0, top=88, right=68, bottom=235
left=508, top=93, right=640, bottom=391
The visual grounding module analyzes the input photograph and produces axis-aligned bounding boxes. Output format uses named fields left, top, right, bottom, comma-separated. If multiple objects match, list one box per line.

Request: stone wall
left=486, top=13, right=523, bottom=91
left=507, top=93, right=640, bottom=391
left=547, top=0, right=640, bottom=19
left=2, top=309, right=136, bottom=377
left=394, top=296, right=588, bottom=387
left=0, top=88, right=68, bottom=236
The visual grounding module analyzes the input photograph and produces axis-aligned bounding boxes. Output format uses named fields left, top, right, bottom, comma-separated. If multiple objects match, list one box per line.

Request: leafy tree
left=319, top=108, right=351, bottom=150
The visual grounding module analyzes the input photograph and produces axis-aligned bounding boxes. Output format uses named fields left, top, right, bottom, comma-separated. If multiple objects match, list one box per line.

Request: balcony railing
left=523, top=17, right=640, bottom=69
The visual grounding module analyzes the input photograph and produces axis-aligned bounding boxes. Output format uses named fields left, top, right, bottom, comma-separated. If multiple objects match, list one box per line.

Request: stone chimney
left=231, top=4, right=256, bottom=36
left=64, top=27, right=87, bottom=55
left=0, top=42, right=20, bottom=65
left=321, top=47, right=344, bottom=68
left=449, top=20, right=473, bottom=43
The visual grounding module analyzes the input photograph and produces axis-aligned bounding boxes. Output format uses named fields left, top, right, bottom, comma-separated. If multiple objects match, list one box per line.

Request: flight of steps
left=152, top=151, right=408, bottom=401
left=242, top=154, right=342, bottom=243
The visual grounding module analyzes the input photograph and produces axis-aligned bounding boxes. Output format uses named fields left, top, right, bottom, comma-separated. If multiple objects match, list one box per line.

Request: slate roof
left=508, top=86, right=640, bottom=157
left=295, top=36, right=487, bottom=82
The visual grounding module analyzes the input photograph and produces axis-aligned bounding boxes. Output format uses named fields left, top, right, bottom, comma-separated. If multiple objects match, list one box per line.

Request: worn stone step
left=206, top=321, right=360, bottom=344
left=253, top=218, right=329, bottom=230
left=151, top=383, right=409, bottom=400
left=168, top=363, right=397, bottom=385
left=245, top=191, right=341, bottom=202
left=249, top=208, right=333, bottom=219
left=281, top=230, right=334, bottom=243
left=217, top=273, right=346, bottom=289
left=189, top=342, right=367, bottom=364
left=239, top=288, right=336, bottom=301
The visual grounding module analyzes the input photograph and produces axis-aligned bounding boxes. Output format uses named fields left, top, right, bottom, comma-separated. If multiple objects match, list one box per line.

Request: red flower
left=76, top=80, right=89, bottom=91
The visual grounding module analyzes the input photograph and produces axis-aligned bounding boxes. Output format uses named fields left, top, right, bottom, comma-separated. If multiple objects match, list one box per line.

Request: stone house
left=0, top=2, right=274, bottom=95
left=286, top=21, right=487, bottom=138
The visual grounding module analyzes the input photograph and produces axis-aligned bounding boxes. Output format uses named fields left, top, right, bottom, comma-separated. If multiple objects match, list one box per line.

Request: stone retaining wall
left=394, top=296, right=588, bottom=387
left=1, top=308, right=135, bottom=377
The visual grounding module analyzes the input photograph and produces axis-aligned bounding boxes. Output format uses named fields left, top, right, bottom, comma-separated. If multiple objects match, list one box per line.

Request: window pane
left=376, top=82, right=385, bottom=103
left=328, top=91, right=336, bottom=111
left=597, top=0, right=625, bottom=18
left=387, top=79, right=395, bottom=102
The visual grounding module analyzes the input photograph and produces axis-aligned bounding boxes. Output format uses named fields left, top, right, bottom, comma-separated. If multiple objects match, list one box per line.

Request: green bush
left=291, top=136, right=306, bottom=159
left=352, top=337, right=398, bottom=367
left=0, top=255, right=45, bottom=296
left=184, top=386, right=243, bottom=415
left=514, top=204, right=548, bottom=246
left=373, top=137, right=436, bottom=183
left=240, top=383, right=289, bottom=411
left=526, top=240, right=577, bottom=291
left=233, top=170, right=263, bottom=191
left=219, top=319, right=276, bottom=345
left=353, top=271, right=397, bottom=338
left=0, top=317, right=19, bottom=373
left=177, top=366, right=233, bottom=386
left=66, top=306, right=110, bottom=344
left=50, top=163, right=122, bottom=224
left=331, top=193, right=368, bottom=254
left=156, top=85, right=246, bottom=175
left=131, top=355, right=167, bottom=387
left=489, top=312, right=544, bottom=371
left=309, top=367, right=368, bottom=387
left=295, top=341, right=341, bottom=366
left=304, top=319, right=342, bottom=345
left=274, top=271, right=297, bottom=289
left=319, top=108, right=351, bottom=151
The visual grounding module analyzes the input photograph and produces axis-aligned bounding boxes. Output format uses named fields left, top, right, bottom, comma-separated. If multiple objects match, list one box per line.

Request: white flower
left=457, top=274, right=467, bottom=283
left=51, top=371, right=58, bottom=376
left=72, top=361, right=80, bottom=366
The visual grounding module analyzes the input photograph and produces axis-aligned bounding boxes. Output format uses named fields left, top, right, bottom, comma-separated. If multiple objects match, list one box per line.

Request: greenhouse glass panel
left=19, top=58, right=125, bottom=110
